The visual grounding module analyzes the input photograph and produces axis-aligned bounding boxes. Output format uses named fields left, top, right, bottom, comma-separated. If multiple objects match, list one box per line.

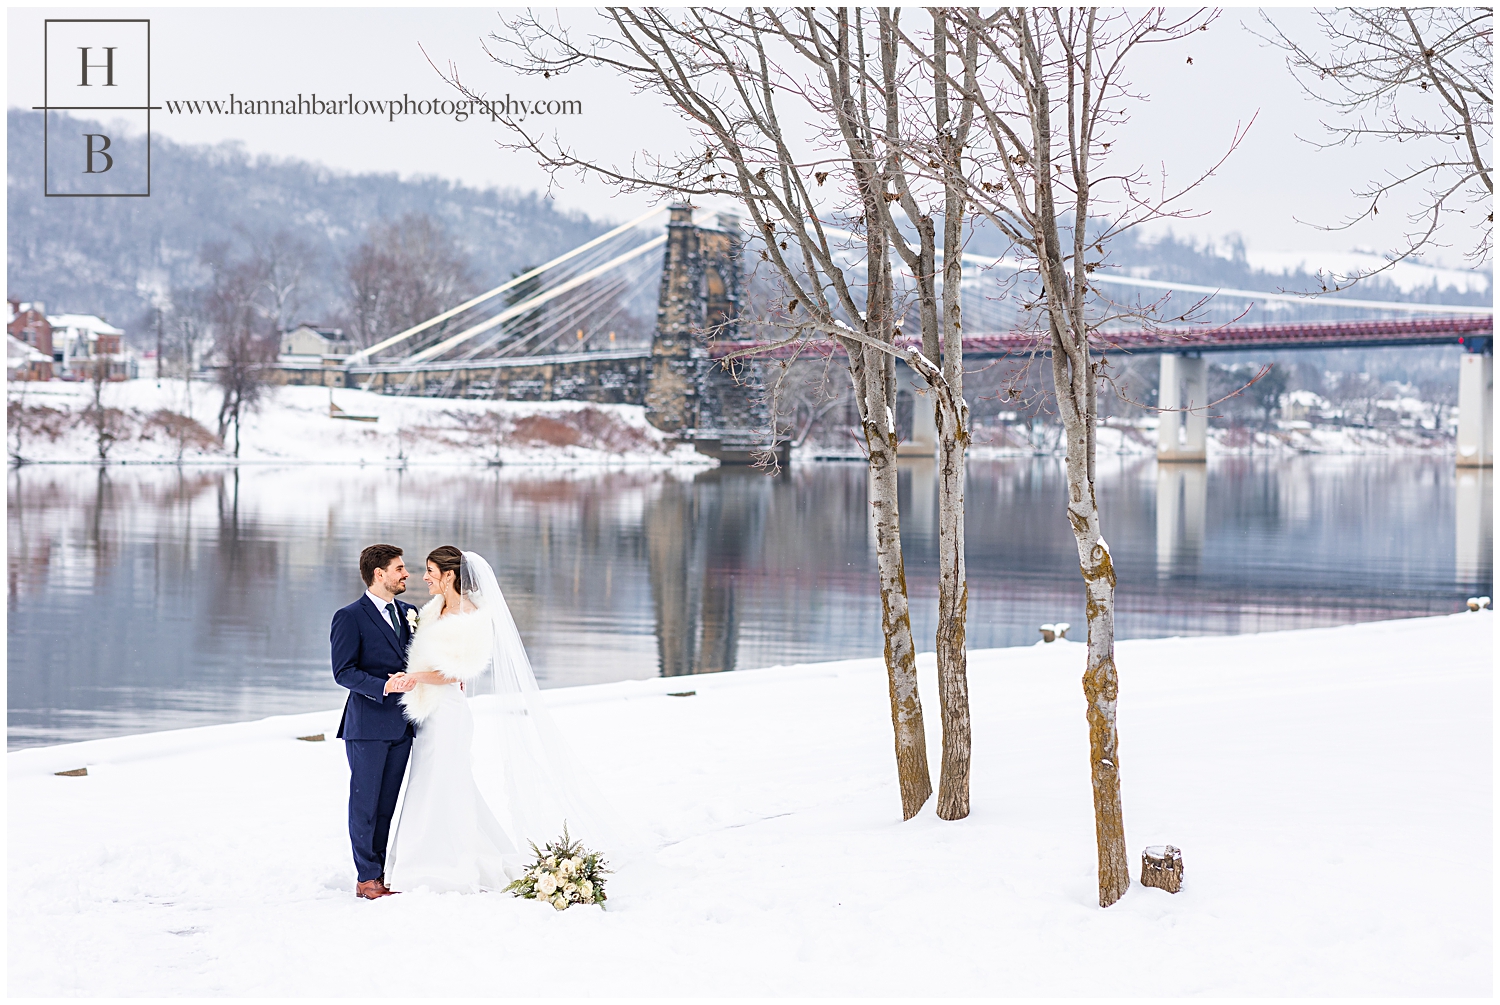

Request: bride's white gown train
left=384, top=597, right=517, bottom=893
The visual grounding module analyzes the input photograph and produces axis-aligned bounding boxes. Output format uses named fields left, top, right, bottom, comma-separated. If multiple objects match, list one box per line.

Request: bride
left=384, top=546, right=623, bottom=894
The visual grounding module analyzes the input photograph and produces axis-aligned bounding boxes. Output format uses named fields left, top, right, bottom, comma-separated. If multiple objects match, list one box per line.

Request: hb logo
left=40, top=20, right=152, bottom=196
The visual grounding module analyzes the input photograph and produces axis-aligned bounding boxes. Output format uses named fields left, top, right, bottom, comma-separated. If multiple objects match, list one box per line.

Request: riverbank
left=9, top=613, right=1491, bottom=996
left=9, top=377, right=1455, bottom=466
left=6, top=379, right=710, bottom=466
left=960, top=416, right=1456, bottom=461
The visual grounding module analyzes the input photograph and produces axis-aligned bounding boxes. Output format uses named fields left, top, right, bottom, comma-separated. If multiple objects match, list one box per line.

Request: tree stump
left=1141, top=845, right=1183, bottom=893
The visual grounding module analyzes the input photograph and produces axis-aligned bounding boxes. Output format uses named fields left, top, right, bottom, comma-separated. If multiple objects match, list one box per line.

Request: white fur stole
left=400, top=596, right=494, bottom=724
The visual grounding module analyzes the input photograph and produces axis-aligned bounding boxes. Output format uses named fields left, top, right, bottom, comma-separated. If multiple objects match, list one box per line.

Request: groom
left=331, top=543, right=420, bottom=900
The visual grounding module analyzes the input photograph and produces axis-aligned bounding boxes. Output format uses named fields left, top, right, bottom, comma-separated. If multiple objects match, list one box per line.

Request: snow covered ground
left=9, top=614, right=1491, bottom=996
left=11, top=377, right=1454, bottom=468
left=961, top=418, right=1454, bottom=462
left=6, top=379, right=710, bottom=467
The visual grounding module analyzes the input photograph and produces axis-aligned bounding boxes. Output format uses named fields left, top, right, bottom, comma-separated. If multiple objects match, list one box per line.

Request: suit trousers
left=344, top=736, right=412, bottom=882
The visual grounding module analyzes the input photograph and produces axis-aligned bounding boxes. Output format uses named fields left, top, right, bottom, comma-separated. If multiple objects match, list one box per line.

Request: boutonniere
left=405, top=608, right=420, bottom=632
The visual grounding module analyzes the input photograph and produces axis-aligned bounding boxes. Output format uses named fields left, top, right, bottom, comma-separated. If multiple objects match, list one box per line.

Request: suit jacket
left=332, top=593, right=419, bottom=740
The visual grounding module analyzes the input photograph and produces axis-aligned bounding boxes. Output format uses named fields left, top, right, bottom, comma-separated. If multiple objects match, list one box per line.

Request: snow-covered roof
left=8, top=334, right=51, bottom=363
left=1284, top=389, right=1328, bottom=408
left=47, top=314, right=123, bottom=336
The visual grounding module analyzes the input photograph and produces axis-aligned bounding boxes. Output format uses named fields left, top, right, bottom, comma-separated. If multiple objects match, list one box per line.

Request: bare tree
left=8, top=379, right=30, bottom=464
left=345, top=213, right=477, bottom=346
left=247, top=229, right=318, bottom=333
left=485, top=8, right=942, bottom=818
left=84, top=354, right=120, bottom=461
left=945, top=6, right=1226, bottom=906
left=202, top=244, right=278, bottom=457
left=1259, top=8, right=1493, bottom=286
left=162, top=286, right=216, bottom=461
left=878, top=11, right=981, bottom=820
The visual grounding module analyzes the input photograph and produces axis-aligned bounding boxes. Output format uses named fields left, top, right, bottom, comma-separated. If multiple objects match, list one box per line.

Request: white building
left=48, top=314, right=134, bottom=378
left=279, top=324, right=354, bottom=359
left=8, top=334, right=53, bottom=381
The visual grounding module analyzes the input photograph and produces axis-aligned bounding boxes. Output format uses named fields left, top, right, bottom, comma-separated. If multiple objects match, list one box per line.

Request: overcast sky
left=7, top=6, right=1491, bottom=273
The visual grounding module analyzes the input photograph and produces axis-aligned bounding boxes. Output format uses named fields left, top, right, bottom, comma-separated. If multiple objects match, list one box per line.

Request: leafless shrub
left=8, top=402, right=71, bottom=462
left=565, top=408, right=659, bottom=453
left=508, top=414, right=583, bottom=449
left=140, top=409, right=222, bottom=458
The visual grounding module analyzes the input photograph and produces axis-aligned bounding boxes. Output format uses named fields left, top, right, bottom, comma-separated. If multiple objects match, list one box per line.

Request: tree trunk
left=933, top=396, right=970, bottom=820
left=864, top=344, right=932, bottom=820
left=1063, top=410, right=1130, bottom=907
left=931, top=11, right=976, bottom=823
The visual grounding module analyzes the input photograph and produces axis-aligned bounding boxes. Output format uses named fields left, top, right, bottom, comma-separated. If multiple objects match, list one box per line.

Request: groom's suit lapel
left=359, top=594, right=404, bottom=657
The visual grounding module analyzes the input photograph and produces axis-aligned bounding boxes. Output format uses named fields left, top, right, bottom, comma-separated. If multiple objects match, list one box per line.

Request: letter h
left=78, top=46, right=117, bottom=87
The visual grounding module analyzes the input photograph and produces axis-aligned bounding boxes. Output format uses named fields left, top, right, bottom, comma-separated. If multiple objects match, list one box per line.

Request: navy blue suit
left=331, top=593, right=418, bottom=882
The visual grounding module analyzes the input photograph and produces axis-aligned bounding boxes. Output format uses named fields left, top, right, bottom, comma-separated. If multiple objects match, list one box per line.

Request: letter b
left=83, top=133, right=113, bottom=173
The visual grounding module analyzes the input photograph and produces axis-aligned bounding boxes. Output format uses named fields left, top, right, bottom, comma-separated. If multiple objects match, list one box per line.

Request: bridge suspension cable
left=816, top=225, right=1491, bottom=316
left=401, top=233, right=666, bottom=365
left=347, top=206, right=667, bottom=365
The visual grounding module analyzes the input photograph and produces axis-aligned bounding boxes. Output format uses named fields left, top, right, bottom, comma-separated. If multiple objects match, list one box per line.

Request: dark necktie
left=386, top=602, right=401, bottom=639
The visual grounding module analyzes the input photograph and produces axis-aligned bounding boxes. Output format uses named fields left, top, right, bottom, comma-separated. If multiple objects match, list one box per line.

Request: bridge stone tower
left=646, top=206, right=780, bottom=463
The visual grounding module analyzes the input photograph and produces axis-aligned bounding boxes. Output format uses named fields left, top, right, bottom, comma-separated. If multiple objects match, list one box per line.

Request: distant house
left=47, top=313, right=136, bottom=380
left=8, top=334, right=53, bottom=382
left=1280, top=389, right=1329, bottom=423
left=6, top=300, right=54, bottom=380
left=280, top=324, right=355, bottom=359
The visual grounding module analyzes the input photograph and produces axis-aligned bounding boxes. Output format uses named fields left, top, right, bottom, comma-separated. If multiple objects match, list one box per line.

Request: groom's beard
left=391, top=581, right=408, bottom=595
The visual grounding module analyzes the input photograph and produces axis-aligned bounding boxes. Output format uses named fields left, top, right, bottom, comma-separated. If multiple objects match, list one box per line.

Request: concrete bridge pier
left=1158, top=353, right=1208, bottom=462
left=1456, top=343, right=1492, bottom=468
left=897, top=389, right=939, bottom=457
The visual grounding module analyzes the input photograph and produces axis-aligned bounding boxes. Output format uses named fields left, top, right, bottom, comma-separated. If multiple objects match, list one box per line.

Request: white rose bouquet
left=504, top=825, right=610, bottom=911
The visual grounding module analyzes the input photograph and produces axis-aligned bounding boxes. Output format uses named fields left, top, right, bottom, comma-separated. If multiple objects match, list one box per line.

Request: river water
left=7, top=456, right=1491, bottom=749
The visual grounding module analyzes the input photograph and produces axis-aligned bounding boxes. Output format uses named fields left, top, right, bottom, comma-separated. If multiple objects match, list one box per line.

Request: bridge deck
left=706, top=315, right=1492, bottom=361
left=327, top=316, right=1492, bottom=378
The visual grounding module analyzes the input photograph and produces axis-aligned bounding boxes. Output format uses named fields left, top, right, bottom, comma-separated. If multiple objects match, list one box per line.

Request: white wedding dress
left=384, top=595, right=517, bottom=893
left=383, top=552, right=639, bottom=895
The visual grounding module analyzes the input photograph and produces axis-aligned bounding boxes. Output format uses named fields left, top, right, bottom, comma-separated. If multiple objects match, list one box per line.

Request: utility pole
left=155, top=306, right=164, bottom=382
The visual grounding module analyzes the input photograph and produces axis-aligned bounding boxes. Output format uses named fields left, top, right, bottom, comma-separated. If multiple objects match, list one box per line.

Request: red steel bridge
left=707, top=315, right=1493, bottom=361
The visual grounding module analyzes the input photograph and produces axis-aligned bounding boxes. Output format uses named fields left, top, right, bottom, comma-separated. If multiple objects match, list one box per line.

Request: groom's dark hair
left=359, top=544, right=404, bottom=586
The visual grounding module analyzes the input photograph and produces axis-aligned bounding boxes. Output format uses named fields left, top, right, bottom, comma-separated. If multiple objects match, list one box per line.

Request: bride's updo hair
left=427, top=545, right=464, bottom=593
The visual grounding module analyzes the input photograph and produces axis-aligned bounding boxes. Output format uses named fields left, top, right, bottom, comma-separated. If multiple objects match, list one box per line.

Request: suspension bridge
left=273, top=205, right=1493, bottom=467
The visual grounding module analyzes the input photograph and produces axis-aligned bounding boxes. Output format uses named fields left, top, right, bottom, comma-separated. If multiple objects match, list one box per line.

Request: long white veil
left=460, top=551, right=638, bottom=856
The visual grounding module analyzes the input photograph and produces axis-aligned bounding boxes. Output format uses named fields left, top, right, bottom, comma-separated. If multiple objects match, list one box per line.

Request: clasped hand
left=384, top=672, right=417, bottom=694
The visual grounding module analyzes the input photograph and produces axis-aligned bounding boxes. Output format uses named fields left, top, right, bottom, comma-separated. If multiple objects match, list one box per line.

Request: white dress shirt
left=366, top=589, right=401, bottom=632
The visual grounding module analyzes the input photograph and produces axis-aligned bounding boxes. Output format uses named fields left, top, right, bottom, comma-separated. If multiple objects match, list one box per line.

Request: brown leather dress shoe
left=356, top=879, right=390, bottom=900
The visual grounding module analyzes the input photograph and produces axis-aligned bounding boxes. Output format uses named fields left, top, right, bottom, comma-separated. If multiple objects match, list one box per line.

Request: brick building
left=7, top=300, right=54, bottom=381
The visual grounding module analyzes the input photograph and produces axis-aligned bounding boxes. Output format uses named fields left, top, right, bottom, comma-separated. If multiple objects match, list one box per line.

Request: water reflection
left=1455, top=469, right=1494, bottom=586
left=1156, top=464, right=1207, bottom=577
left=8, top=456, right=1489, bottom=748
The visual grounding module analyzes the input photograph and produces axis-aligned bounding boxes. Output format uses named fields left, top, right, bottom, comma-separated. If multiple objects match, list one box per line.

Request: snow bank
left=7, top=379, right=713, bottom=467
left=963, top=420, right=1454, bottom=461
left=8, top=613, right=1492, bottom=996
